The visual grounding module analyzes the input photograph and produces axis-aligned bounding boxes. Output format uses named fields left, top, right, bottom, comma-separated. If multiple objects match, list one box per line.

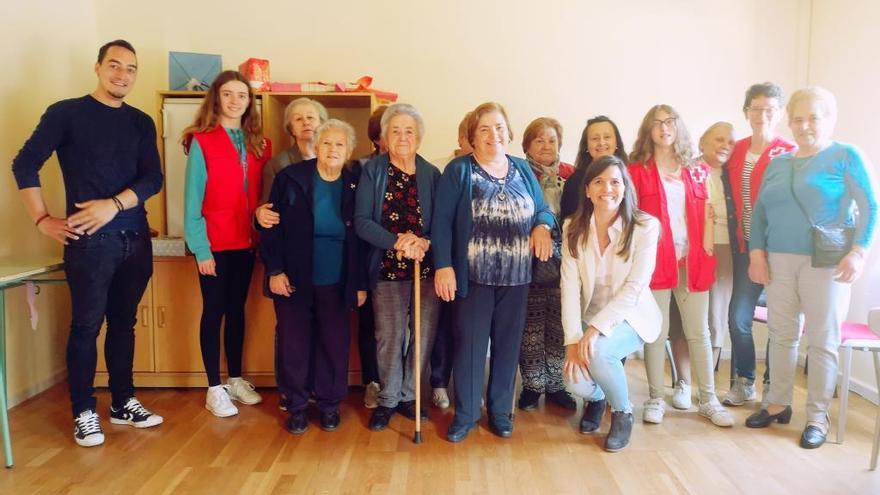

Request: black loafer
left=396, top=400, right=428, bottom=421
left=488, top=414, right=514, bottom=438
left=800, top=425, right=827, bottom=449
left=369, top=406, right=395, bottom=431
left=447, top=421, right=476, bottom=443
left=286, top=409, right=309, bottom=435
left=517, top=390, right=541, bottom=411
left=319, top=409, right=341, bottom=431
left=580, top=399, right=606, bottom=434
left=745, top=406, right=792, bottom=428
left=547, top=390, right=578, bottom=410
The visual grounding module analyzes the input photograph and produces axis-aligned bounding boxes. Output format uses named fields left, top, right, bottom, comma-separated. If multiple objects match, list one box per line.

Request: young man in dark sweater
left=11, top=39, right=164, bottom=447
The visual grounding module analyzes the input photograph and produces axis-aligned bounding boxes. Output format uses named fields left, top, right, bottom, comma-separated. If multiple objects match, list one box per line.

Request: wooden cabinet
left=95, top=258, right=363, bottom=387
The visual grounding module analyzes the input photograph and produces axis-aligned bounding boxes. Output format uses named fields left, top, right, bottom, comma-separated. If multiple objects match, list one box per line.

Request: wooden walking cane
left=413, top=257, right=423, bottom=444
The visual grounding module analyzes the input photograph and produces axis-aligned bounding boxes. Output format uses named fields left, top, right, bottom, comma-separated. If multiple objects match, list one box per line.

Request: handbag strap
left=788, top=162, right=817, bottom=228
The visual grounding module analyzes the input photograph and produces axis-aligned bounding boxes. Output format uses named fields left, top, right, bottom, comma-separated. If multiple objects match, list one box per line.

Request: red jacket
left=727, top=136, right=796, bottom=252
left=193, top=126, right=271, bottom=252
left=628, top=159, right=715, bottom=292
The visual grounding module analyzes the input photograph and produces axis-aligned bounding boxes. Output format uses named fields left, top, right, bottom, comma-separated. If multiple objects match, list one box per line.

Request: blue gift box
left=168, top=52, right=222, bottom=91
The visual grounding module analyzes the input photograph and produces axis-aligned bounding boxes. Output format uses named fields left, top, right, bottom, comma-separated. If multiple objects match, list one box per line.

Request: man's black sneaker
left=109, top=397, right=164, bottom=428
left=73, top=409, right=105, bottom=447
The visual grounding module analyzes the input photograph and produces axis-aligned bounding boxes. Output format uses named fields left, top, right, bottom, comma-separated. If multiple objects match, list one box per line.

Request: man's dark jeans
left=63, top=230, right=152, bottom=417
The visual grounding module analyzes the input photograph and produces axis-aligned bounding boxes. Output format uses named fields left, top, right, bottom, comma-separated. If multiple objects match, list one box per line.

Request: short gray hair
left=380, top=103, right=425, bottom=142
left=787, top=86, right=838, bottom=123
left=283, top=97, right=329, bottom=136
left=314, top=119, right=357, bottom=155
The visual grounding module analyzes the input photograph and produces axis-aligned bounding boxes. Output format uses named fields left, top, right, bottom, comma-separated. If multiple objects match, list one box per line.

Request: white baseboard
left=9, top=369, right=67, bottom=408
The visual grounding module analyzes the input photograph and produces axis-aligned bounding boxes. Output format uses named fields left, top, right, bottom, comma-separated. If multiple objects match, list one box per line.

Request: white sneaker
left=364, top=381, right=380, bottom=409
left=206, top=385, right=239, bottom=417
left=643, top=398, right=666, bottom=424
left=723, top=377, right=757, bottom=406
left=672, top=380, right=692, bottom=410
left=432, top=388, right=450, bottom=409
left=227, top=377, right=262, bottom=405
left=73, top=410, right=105, bottom=447
left=699, top=400, right=734, bottom=427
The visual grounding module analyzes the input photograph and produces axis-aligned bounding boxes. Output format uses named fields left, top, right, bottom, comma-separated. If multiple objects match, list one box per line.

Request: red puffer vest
left=628, top=159, right=716, bottom=292
left=193, top=126, right=271, bottom=252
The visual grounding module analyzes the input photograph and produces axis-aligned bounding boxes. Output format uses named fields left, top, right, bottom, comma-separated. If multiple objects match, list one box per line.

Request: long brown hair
left=182, top=70, right=265, bottom=158
left=566, top=155, right=646, bottom=261
left=629, top=104, right=694, bottom=168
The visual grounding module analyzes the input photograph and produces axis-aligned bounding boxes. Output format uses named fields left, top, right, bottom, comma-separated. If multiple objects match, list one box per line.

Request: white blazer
left=560, top=214, right=662, bottom=346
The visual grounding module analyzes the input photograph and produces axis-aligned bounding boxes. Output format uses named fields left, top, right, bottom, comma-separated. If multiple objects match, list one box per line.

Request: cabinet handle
left=157, top=306, right=166, bottom=328
left=140, top=306, right=149, bottom=327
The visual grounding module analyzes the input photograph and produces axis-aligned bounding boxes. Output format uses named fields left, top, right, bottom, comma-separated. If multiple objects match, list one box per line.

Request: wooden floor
left=1, top=359, right=879, bottom=495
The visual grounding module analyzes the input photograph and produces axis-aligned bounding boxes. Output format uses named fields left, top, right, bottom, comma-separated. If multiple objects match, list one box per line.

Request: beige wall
left=1, top=0, right=96, bottom=405
left=93, top=0, right=804, bottom=161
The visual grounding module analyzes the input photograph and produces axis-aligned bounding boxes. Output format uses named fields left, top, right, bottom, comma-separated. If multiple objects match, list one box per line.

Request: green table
left=0, top=258, right=64, bottom=468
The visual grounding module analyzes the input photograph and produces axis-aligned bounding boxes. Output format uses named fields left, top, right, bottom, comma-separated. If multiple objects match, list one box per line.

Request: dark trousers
left=64, top=230, right=152, bottom=417
left=729, top=250, right=770, bottom=383
left=430, top=301, right=454, bottom=388
left=274, top=284, right=351, bottom=413
left=451, top=283, right=529, bottom=425
left=197, top=249, right=255, bottom=387
left=357, top=293, right=379, bottom=384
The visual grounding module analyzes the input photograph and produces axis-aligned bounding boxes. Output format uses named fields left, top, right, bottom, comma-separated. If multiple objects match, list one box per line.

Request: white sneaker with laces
left=206, top=385, right=239, bottom=417
left=672, top=380, right=692, bottom=410
left=432, top=388, right=450, bottom=409
left=643, top=398, right=666, bottom=424
left=699, top=399, right=735, bottom=427
left=73, top=409, right=105, bottom=447
left=227, top=377, right=262, bottom=405
left=723, top=377, right=757, bottom=406
left=364, top=381, right=380, bottom=409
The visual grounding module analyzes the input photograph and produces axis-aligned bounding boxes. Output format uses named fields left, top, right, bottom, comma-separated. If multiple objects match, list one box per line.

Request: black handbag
left=532, top=220, right=563, bottom=286
left=790, top=165, right=855, bottom=268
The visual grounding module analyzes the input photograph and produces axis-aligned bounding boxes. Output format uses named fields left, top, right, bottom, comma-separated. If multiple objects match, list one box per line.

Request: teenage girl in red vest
left=627, top=104, right=733, bottom=428
left=183, top=71, right=271, bottom=418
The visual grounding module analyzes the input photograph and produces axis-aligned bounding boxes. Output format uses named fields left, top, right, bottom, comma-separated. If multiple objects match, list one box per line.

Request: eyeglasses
left=747, top=106, right=779, bottom=116
left=651, top=117, right=676, bottom=129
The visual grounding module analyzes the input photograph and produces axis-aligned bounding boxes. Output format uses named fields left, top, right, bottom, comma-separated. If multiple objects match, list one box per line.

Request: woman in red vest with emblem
left=628, top=104, right=733, bottom=427
left=183, top=70, right=271, bottom=418
left=722, top=83, right=796, bottom=407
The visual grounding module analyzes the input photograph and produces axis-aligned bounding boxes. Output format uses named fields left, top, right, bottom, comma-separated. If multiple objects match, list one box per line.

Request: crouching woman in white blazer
left=561, top=155, right=661, bottom=452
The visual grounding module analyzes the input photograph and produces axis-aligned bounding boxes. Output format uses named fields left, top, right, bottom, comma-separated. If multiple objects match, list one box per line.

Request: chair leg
left=871, top=351, right=880, bottom=470
left=729, top=341, right=736, bottom=389
left=837, top=346, right=852, bottom=444
left=666, top=340, right=678, bottom=386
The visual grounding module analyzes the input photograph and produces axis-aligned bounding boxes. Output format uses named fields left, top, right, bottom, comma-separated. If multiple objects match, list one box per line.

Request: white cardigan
left=560, top=215, right=662, bottom=346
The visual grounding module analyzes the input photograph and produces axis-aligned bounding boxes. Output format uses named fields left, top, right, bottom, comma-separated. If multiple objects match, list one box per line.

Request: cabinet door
left=96, top=280, right=154, bottom=372
left=153, top=258, right=205, bottom=373
left=241, top=262, right=277, bottom=373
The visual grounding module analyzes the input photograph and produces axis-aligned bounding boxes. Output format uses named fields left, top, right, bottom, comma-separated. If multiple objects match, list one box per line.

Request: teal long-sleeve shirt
left=750, top=142, right=878, bottom=255
left=183, top=127, right=247, bottom=262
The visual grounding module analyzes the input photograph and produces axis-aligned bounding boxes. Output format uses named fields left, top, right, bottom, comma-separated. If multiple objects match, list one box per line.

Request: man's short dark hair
left=97, top=40, right=136, bottom=63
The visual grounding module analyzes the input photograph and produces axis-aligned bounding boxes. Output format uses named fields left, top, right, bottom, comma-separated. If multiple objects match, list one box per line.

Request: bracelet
left=35, top=213, right=50, bottom=227
left=111, top=196, right=124, bottom=212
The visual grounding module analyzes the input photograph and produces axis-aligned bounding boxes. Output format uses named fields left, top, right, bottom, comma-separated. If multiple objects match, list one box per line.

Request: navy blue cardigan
left=431, top=154, right=555, bottom=298
left=259, top=159, right=367, bottom=308
left=354, top=153, right=441, bottom=289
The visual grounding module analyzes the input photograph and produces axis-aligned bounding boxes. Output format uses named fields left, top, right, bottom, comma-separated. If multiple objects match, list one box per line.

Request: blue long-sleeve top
left=430, top=154, right=555, bottom=298
left=354, top=152, right=441, bottom=289
left=11, top=95, right=163, bottom=233
left=750, top=142, right=878, bottom=254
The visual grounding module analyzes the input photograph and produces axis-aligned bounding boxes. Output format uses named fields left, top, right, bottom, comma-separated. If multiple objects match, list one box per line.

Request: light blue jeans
left=564, top=321, right=643, bottom=413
